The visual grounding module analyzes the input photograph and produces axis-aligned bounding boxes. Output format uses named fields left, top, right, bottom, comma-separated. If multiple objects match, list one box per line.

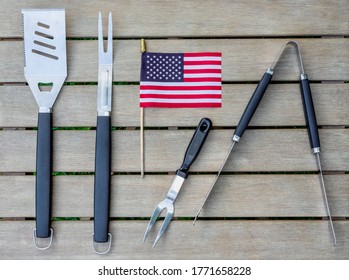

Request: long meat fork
left=143, top=118, right=212, bottom=247
left=93, top=12, right=113, bottom=254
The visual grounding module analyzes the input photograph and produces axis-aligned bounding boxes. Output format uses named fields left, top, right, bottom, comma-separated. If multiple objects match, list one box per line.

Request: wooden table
left=0, top=0, right=348, bottom=259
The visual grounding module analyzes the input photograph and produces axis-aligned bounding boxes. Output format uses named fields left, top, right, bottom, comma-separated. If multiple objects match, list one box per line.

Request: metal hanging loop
left=92, top=233, right=112, bottom=255
left=33, top=228, right=53, bottom=250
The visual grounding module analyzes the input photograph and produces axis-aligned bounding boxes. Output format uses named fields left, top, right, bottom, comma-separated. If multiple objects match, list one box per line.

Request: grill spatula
left=22, top=9, right=67, bottom=250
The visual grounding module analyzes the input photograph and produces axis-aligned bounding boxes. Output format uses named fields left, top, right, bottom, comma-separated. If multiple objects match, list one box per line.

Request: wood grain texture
left=0, top=129, right=348, bottom=173
left=0, top=39, right=348, bottom=82
left=1, top=0, right=348, bottom=38
left=1, top=83, right=348, bottom=128
left=0, top=175, right=348, bottom=218
left=0, top=220, right=348, bottom=259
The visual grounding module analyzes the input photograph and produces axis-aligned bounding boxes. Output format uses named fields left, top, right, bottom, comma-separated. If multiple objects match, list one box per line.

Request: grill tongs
left=194, top=41, right=336, bottom=246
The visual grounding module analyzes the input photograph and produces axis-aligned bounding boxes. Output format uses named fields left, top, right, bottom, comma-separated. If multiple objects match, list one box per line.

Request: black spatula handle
left=233, top=69, right=273, bottom=141
left=94, top=115, right=111, bottom=243
left=176, top=118, right=212, bottom=179
left=300, top=74, right=320, bottom=152
left=35, top=112, right=52, bottom=238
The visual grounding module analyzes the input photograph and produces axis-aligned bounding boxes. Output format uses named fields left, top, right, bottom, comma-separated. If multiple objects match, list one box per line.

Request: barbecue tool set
left=21, top=9, right=337, bottom=253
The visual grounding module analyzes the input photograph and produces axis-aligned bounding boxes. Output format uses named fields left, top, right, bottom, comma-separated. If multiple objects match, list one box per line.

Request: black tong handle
left=300, top=75, right=320, bottom=151
left=233, top=70, right=273, bottom=140
left=35, top=112, right=52, bottom=238
left=176, top=118, right=212, bottom=179
left=94, top=115, right=112, bottom=243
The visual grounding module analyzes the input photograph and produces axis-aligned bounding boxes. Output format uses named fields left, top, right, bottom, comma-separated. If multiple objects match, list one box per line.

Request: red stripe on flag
left=140, top=94, right=222, bottom=99
left=184, top=60, right=221, bottom=65
left=183, top=77, right=221, bottom=82
left=184, top=52, right=221, bottom=57
left=140, top=102, right=222, bottom=108
left=140, top=85, right=222, bottom=91
left=184, top=69, right=221, bottom=74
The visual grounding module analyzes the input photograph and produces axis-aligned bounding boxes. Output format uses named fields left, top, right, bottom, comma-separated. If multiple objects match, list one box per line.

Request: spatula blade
left=22, top=9, right=67, bottom=112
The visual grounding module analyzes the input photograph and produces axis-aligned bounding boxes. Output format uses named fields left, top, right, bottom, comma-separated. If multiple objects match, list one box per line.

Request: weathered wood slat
left=1, top=84, right=348, bottom=128
left=1, top=129, right=348, bottom=172
left=0, top=220, right=348, bottom=259
left=0, top=39, right=348, bottom=82
left=1, top=0, right=348, bottom=38
left=0, top=175, right=348, bottom=218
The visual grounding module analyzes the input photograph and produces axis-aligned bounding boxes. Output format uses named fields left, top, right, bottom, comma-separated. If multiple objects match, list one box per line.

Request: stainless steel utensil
left=22, top=8, right=67, bottom=250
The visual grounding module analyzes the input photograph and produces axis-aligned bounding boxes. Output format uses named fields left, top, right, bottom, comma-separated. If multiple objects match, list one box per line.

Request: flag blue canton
left=141, top=53, right=184, bottom=82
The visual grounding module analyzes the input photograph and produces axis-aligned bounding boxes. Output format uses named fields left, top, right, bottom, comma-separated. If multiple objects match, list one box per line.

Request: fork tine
left=142, top=205, right=163, bottom=243
left=107, top=12, right=113, bottom=54
left=98, top=12, right=104, bottom=53
left=152, top=204, right=174, bottom=248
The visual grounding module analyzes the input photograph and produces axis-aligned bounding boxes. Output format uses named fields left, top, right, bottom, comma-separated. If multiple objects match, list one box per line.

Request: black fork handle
left=35, top=112, right=52, bottom=238
left=94, top=115, right=111, bottom=243
left=300, top=75, right=320, bottom=151
left=233, top=70, right=273, bottom=140
left=176, top=118, right=212, bottom=179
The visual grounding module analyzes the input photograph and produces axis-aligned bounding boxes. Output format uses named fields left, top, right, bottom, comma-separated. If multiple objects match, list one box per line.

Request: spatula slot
left=32, top=49, right=58, bottom=60
left=37, top=22, right=50, bottom=29
left=38, top=82, right=54, bottom=93
left=34, top=40, right=56, bottom=50
left=35, top=31, right=54, bottom=40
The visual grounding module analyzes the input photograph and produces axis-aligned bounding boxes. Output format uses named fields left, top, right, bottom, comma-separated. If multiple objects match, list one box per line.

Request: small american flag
left=140, top=52, right=222, bottom=108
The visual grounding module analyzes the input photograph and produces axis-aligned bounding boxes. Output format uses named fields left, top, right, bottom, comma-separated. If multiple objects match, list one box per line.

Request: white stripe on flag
left=183, top=73, right=221, bottom=78
left=183, top=65, right=221, bottom=70
left=183, top=56, right=222, bottom=61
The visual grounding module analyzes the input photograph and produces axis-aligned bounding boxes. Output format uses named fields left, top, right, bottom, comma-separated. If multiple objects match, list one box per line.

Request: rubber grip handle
left=300, top=76, right=320, bottom=150
left=234, top=71, right=273, bottom=139
left=35, top=112, right=52, bottom=238
left=176, top=118, right=212, bottom=179
left=94, top=116, right=111, bottom=243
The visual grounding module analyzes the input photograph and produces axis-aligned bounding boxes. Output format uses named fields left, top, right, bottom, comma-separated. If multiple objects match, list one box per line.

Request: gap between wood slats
left=0, top=36, right=326, bottom=41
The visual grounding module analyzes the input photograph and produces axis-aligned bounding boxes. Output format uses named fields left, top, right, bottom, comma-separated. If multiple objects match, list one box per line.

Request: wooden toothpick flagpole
left=140, top=39, right=146, bottom=177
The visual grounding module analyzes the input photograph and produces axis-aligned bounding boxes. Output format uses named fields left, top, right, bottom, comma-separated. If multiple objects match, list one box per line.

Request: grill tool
left=193, top=41, right=336, bottom=246
left=22, top=9, right=67, bottom=250
left=143, top=118, right=212, bottom=247
left=93, top=12, right=113, bottom=255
